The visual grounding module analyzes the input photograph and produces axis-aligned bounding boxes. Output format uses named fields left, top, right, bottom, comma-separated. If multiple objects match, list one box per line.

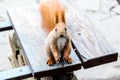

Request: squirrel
left=39, top=0, right=72, bottom=66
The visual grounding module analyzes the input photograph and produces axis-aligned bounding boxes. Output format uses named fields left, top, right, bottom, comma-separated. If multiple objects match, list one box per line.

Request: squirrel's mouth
left=59, top=34, right=65, bottom=38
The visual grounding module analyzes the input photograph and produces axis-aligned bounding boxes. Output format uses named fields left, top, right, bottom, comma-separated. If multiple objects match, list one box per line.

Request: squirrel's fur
left=39, top=0, right=72, bottom=65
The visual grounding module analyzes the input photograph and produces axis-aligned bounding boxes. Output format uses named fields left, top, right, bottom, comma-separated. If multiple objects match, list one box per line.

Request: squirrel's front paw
left=64, top=55, right=72, bottom=64
left=47, top=58, right=54, bottom=66
left=67, top=57, right=72, bottom=64
left=55, top=56, right=60, bottom=63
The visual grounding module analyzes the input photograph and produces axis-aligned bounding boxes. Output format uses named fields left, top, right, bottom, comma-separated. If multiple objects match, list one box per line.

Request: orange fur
left=39, top=0, right=72, bottom=65
left=39, top=0, right=65, bottom=34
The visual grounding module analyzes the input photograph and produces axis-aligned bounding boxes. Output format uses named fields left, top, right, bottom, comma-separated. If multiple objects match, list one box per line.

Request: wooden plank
left=0, top=2, right=12, bottom=31
left=7, top=6, right=81, bottom=78
left=60, top=0, right=118, bottom=68
left=0, top=65, right=32, bottom=80
left=0, top=26, right=13, bottom=31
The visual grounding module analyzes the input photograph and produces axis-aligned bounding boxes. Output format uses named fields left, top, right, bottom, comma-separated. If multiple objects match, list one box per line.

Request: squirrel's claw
left=55, top=56, right=60, bottom=63
left=47, top=58, right=54, bottom=66
left=64, top=55, right=72, bottom=64
left=67, top=57, right=72, bottom=64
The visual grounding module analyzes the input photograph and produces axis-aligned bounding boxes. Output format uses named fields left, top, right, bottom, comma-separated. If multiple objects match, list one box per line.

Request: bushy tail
left=39, top=0, right=65, bottom=34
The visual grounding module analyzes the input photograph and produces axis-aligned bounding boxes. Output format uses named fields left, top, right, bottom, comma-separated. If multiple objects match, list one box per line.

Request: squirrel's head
left=54, top=22, right=67, bottom=38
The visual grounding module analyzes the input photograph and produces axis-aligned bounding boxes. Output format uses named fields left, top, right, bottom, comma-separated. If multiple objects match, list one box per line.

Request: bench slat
left=61, top=0, right=118, bottom=68
left=0, top=65, right=32, bottom=80
left=0, top=3, right=12, bottom=31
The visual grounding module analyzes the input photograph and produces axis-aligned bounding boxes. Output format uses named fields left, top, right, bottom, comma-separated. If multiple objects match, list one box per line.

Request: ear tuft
left=62, top=10, right=65, bottom=23
left=55, top=12, right=58, bottom=24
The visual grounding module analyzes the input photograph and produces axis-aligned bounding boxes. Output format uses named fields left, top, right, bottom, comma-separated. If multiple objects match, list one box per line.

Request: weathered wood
left=7, top=6, right=81, bottom=78
left=9, top=31, right=39, bottom=80
left=9, top=33, right=19, bottom=56
left=0, top=26, right=13, bottom=31
left=8, top=54, right=20, bottom=68
left=0, top=65, right=32, bottom=80
left=8, top=32, right=77, bottom=80
left=60, top=0, right=118, bottom=68
left=0, top=2, right=13, bottom=31
left=8, top=34, right=20, bottom=68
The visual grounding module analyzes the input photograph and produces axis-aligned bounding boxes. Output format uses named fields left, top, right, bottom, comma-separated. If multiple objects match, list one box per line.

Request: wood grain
left=0, top=65, right=32, bottom=80
left=60, top=0, right=118, bottom=68
left=8, top=6, right=81, bottom=78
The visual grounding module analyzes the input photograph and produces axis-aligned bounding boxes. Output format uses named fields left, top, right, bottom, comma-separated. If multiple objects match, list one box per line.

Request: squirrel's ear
left=55, top=12, right=58, bottom=24
left=62, top=10, right=65, bottom=23
left=55, top=10, right=65, bottom=24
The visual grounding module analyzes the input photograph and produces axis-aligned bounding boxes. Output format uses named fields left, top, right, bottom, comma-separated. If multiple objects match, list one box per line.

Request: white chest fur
left=57, top=38, right=66, bottom=51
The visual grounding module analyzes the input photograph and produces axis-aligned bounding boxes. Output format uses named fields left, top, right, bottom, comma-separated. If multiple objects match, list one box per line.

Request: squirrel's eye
left=55, top=28, right=57, bottom=31
left=65, top=28, right=67, bottom=31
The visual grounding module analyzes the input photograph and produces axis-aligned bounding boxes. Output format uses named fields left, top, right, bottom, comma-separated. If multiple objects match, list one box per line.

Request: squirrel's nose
left=60, top=34, right=64, bottom=38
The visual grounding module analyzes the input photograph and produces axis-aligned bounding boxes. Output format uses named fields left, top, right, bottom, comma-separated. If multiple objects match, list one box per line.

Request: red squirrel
left=39, top=0, right=72, bottom=66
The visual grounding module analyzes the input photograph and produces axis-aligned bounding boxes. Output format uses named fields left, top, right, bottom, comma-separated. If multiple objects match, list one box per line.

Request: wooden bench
left=61, top=0, right=118, bottom=68
left=7, top=5, right=81, bottom=79
left=0, top=0, right=118, bottom=79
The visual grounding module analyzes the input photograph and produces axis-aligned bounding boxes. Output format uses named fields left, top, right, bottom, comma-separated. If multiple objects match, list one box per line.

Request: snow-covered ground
left=0, top=0, right=120, bottom=79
